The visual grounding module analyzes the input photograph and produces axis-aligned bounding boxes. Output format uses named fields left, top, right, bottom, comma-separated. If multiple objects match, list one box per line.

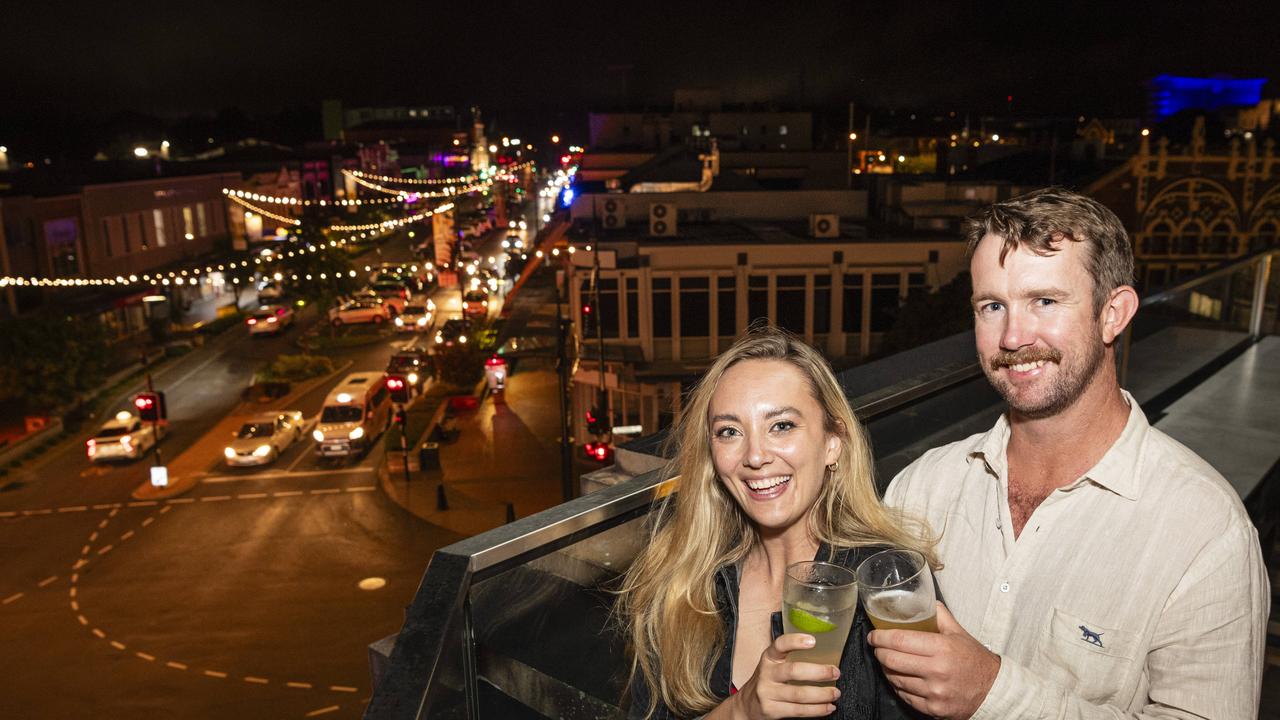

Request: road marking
left=98, top=519, right=110, bottom=529
left=92, top=503, right=118, bottom=510
left=70, top=573, right=78, bottom=583
left=310, top=488, right=341, bottom=495
left=2, top=593, right=22, bottom=605
left=136, top=652, right=155, bottom=662
left=89, top=532, right=99, bottom=542
left=81, top=545, right=91, bottom=556
left=92, top=628, right=105, bottom=639
left=128, top=501, right=158, bottom=508
left=306, top=706, right=340, bottom=717
left=23, top=509, right=52, bottom=516
left=69, top=587, right=77, bottom=598
left=165, top=498, right=194, bottom=505
left=329, top=685, right=359, bottom=693
left=110, top=640, right=127, bottom=651
left=273, top=491, right=304, bottom=498
left=38, top=575, right=58, bottom=587
left=71, top=600, right=79, bottom=611
left=77, top=615, right=88, bottom=625
left=108, top=508, right=119, bottom=518
left=237, top=493, right=268, bottom=499
left=72, top=559, right=88, bottom=570
left=286, top=681, right=313, bottom=689
left=166, top=661, right=188, bottom=670
left=0, top=511, right=15, bottom=518
left=203, top=670, right=228, bottom=679
left=159, top=504, right=172, bottom=514
left=59, top=506, right=88, bottom=513
left=120, top=530, right=135, bottom=541
left=203, top=467, right=374, bottom=482
left=97, top=544, right=114, bottom=556
left=345, top=486, right=375, bottom=493
left=244, top=676, right=270, bottom=685
left=201, top=495, right=231, bottom=502
left=141, top=517, right=154, bottom=527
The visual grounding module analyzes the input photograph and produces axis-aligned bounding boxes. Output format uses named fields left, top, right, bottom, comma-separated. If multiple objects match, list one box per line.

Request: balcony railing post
left=1249, top=254, right=1273, bottom=339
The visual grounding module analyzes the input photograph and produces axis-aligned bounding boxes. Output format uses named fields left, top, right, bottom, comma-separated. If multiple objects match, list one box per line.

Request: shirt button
left=999, top=582, right=1010, bottom=593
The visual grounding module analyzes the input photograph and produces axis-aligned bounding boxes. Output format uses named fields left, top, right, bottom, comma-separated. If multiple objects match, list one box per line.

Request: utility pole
left=591, top=214, right=609, bottom=452
left=146, top=372, right=163, bottom=470
left=847, top=101, right=855, bottom=188
left=555, top=266, right=574, bottom=502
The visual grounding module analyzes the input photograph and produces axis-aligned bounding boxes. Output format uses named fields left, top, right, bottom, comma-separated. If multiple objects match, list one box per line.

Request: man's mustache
left=987, top=347, right=1063, bottom=371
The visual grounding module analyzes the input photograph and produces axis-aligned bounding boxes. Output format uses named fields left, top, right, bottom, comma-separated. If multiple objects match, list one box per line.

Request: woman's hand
left=726, top=633, right=841, bottom=720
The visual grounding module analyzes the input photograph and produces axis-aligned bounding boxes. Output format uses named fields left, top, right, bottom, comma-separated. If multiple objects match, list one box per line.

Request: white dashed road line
left=305, top=706, right=340, bottom=717
left=3, top=592, right=23, bottom=605
left=37, top=575, right=58, bottom=587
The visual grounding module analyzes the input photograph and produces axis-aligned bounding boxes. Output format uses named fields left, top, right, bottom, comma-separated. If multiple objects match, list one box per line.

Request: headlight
left=253, top=444, right=273, bottom=457
left=224, top=447, right=236, bottom=458
left=348, top=427, right=365, bottom=440
left=312, top=429, right=325, bottom=442
left=395, top=316, right=404, bottom=326
left=435, top=333, right=443, bottom=343
left=417, top=316, right=428, bottom=326
left=407, top=372, right=419, bottom=385
left=427, top=299, right=436, bottom=310
left=459, top=335, right=467, bottom=344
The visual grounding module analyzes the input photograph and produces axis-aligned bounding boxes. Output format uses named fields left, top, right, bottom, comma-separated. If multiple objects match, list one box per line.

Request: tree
left=0, top=311, right=115, bottom=415
left=877, top=272, right=974, bottom=358
left=272, top=220, right=361, bottom=331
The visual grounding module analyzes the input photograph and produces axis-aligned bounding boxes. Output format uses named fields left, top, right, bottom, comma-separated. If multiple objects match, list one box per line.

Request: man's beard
left=982, top=337, right=1106, bottom=419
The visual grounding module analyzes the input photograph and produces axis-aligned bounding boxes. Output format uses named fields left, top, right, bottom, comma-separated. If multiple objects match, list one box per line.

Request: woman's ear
left=825, top=433, right=843, bottom=467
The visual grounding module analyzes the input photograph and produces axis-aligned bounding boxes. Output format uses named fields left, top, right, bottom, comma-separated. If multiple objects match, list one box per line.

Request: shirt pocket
left=1036, top=607, right=1139, bottom=702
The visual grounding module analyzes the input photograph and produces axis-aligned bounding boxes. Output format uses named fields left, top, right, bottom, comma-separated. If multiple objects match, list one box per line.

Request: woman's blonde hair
left=616, top=325, right=935, bottom=719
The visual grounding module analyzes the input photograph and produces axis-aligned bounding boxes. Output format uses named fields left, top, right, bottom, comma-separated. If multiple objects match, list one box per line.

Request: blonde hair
left=616, top=325, right=934, bottom=719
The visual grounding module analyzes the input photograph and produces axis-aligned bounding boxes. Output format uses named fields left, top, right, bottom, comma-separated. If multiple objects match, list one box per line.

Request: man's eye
left=1036, top=298, right=1056, bottom=307
left=979, top=302, right=1003, bottom=313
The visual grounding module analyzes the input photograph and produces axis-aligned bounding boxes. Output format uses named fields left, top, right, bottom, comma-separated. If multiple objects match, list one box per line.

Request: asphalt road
left=0, top=197, right=538, bottom=718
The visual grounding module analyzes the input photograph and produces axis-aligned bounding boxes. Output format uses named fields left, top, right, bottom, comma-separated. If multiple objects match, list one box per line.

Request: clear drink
left=856, top=549, right=938, bottom=634
left=782, top=561, right=858, bottom=687
left=864, top=588, right=938, bottom=632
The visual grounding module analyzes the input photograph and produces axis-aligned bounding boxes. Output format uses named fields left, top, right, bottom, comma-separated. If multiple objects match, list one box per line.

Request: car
left=328, top=298, right=389, bottom=326
left=434, top=318, right=472, bottom=347
left=394, top=299, right=436, bottom=333
left=246, top=304, right=295, bottom=336
left=257, top=280, right=285, bottom=303
left=86, top=411, right=165, bottom=463
left=462, top=289, right=490, bottom=319
left=365, top=280, right=413, bottom=315
left=386, top=347, right=433, bottom=392
left=223, top=411, right=305, bottom=466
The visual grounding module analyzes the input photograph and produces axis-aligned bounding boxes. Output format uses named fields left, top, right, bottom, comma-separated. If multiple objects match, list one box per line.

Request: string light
left=326, top=202, right=454, bottom=232
left=225, top=194, right=302, bottom=226
left=220, top=188, right=402, bottom=207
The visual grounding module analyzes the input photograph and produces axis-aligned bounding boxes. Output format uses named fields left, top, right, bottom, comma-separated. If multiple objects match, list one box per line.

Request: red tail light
left=247, top=318, right=257, bottom=325
left=86, top=439, right=96, bottom=457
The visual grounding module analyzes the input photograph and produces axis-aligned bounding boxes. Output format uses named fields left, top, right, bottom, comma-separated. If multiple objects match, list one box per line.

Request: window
left=44, top=218, right=79, bottom=278
left=870, top=273, right=901, bottom=332
left=152, top=209, right=167, bottom=248
left=1252, top=222, right=1280, bottom=252
left=101, top=218, right=115, bottom=258
left=625, top=278, right=639, bottom=338
left=1175, top=224, right=1201, bottom=255
left=652, top=277, right=672, bottom=338
left=907, top=272, right=928, bottom=299
left=196, top=203, right=209, bottom=236
left=813, top=275, right=831, bottom=333
left=775, top=275, right=806, bottom=335
left=599, top=277, right=619, bottom=339
left=1146, top=222, right=1172, bottom=255
left=842, top=273, right=864, bottom=332
left=779, top=125, right=789, bottom=136
left=182, top=206, right=195, bottom=239
left=748, top=275, right=769, bottom=325
left=717, top=276, right=736, bottom=337
left=372, top=386, right=387, bottom=407
left=1206, top=223, right=1231, bottom=255
left=679, top=277, right=710, bottom=337
left=760, top=125, right=768, bottom=136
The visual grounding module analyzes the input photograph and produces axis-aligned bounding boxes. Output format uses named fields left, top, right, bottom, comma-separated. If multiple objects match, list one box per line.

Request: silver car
left=223, top=411, right=305, bottom=466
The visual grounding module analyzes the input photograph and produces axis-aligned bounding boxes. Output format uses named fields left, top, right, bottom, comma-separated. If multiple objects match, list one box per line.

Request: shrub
left=261, top=354, right=334, bottom=383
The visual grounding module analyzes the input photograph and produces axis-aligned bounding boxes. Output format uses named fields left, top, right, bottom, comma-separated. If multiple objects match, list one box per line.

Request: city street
left=0, top=202, right=546, bottom=718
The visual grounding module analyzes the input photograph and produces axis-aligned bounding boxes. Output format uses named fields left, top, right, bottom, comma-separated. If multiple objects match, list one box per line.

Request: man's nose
left=1000, top=307, right=1036, bottom=351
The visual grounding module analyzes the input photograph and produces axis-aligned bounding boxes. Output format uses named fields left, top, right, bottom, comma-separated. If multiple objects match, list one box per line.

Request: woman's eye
left=714, top=426, right=739, bottom=438
left=771, top=420, right=795, bottom=432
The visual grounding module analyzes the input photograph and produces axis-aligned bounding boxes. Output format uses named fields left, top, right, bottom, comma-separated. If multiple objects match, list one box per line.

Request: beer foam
left=866, top=589, right=933, bottom=623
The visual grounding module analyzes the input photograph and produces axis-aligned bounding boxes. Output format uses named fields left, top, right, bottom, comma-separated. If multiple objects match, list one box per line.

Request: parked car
left=223, top=411, right=305, bottom=466
left=246, top=304, right=295, bottom=336
left=364, top=280, right=413, bottom=315
left=257, top=280, right=285, bottom=303
left=394, top=299, right=436, bottom=333
left=86, top=411, right=165, bottom=463
left=386, top=347, right=433, bottom=392
left=434, top=318, right=472, bottom=347
left=328, top=298, right=389, bottom=326
left=462, top=289, right=490, bottom=319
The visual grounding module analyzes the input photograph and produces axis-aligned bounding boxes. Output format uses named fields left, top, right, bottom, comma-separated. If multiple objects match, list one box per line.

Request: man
left=875, top=188, right=1268, bottom=719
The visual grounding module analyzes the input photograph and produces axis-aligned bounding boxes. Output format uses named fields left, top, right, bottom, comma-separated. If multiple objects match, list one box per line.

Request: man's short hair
left=964, top=187, right=1135, bottom=312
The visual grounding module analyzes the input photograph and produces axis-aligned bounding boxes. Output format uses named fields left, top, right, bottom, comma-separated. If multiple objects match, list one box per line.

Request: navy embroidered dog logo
left=1078, top=625, right=1104, bottom=647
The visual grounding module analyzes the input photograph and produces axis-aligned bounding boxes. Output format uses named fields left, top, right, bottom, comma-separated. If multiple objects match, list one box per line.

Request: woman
left=618, top=325, right=934, bottom=720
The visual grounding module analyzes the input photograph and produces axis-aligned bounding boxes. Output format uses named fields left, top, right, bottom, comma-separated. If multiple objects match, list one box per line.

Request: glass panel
left=775, top=275, right=806, bottom=335
left=626, top=278, right=639, bottom=338
left=748, top=274, right=769, bottom=326
left=717, top=276, right=736, bottom=337
left=679, top=277, right=710, bottom=337
left=842, top=273, right=864, bottom=333
left=814, top=274, right=832, bottom=334
left=870, top=273, right=900, bottom=332
left=652, top=278, right=672, bottom=338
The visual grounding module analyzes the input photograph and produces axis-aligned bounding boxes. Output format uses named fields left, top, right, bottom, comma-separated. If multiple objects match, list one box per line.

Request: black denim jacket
left=628, top=543, right=920, bottom=720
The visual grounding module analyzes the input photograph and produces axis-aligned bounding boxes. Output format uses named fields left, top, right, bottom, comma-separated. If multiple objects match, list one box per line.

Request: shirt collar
left=966, top=390, right=1148, bottom=501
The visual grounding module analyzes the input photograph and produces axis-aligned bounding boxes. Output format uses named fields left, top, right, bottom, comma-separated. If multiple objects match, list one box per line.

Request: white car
left=223, top=411, right=305, bottom=466
left=394, top=299, right=436, bottom=333
left=328, top=298, right=389, bottom=326
left=86, top=411, right=165, bottom=463
left=246, top=304, right=295, bottom=336
left=257, top=280, right=285, bottom=303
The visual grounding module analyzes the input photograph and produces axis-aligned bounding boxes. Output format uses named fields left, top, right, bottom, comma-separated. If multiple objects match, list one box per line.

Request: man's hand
left=725, top=633, right=841, bottom=720
left=867, top=603, right=1000, bottom=720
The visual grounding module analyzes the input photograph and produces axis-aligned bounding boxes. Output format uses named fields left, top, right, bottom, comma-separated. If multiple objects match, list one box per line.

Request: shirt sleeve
left=970, top=520, right=1268, bottom=720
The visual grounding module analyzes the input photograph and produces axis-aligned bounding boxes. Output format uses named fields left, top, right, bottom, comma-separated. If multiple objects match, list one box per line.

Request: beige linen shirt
left=884, top=392, right=1268, bottom=719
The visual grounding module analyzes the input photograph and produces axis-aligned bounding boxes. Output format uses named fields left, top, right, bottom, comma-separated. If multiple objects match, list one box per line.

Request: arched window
left=1251, top=221, right=1280, bottom=252
left=1207, top=223, right=1232, bottom=255
left=1145, top=221, right=1172, bottom=256
left=1175, top=222, right=1204, bottom=255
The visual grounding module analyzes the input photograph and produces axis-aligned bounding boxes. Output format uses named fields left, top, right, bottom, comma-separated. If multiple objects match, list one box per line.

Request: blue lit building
left=1148, top=75, right=1268, bottom=120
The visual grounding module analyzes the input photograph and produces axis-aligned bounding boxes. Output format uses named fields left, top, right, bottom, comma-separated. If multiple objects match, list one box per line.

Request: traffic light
left=584, top=441, right=613, bottom=463
left=585, top=406, right=609, bottom=436
left=394, top=407, right=407, bottom=428
left=133, top=392, right=165, bottom=422
left=386, top=376, right=410, bottom=404
left=581, top=301, right=595, bottom=336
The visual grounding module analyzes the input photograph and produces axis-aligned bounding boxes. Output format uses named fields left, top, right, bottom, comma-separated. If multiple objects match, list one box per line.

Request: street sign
left=150, top=465, right=169, bottom=488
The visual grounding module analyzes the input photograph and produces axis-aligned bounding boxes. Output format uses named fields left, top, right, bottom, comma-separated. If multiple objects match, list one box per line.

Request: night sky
left=4, top=1, right=1279, bottom=141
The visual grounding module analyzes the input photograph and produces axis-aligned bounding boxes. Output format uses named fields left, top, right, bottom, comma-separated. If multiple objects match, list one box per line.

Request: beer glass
left=782, top=561, right=858, bottom=686
left=855, top=549, right=938, bottom=632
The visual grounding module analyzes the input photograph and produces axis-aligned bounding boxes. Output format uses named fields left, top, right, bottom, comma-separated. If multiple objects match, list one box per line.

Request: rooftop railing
left=364, top=249, right=1277, bottom=720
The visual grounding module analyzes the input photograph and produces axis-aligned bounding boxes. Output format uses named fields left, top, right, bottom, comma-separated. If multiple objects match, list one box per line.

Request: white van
left=312, top=372, right=392, bottom=457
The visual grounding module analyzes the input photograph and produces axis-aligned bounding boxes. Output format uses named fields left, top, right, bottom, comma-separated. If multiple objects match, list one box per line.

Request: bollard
left=436, top=483, right=448, bottom=511
left=505, top=502, right=515, bottom=523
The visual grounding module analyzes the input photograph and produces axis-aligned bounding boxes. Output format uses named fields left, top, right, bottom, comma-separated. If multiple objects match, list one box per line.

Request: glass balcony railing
left=364, top=249, right=1277, bottom=720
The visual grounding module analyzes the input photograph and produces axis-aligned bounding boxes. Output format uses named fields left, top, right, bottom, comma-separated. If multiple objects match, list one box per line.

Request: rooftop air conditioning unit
left=649, top=203, right=677, bottom=237
left=600, top=196, right=626, bottom=230
left=809, top=213, right=839, bottom=238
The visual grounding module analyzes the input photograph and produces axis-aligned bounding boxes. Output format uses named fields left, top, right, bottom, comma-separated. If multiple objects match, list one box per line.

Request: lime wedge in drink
left=788, top=606, right=836, bottom=633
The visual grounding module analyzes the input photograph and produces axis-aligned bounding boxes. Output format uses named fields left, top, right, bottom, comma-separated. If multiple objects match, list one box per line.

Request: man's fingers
left=764, top=632, right=816, bottom=662
left=873, top=646, right=929, bottom=677
left=935, top=602, right=966, bottom=635
left=868, top=627, right=942, bottom=655
left=881, top=669, right=930, bottom=698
